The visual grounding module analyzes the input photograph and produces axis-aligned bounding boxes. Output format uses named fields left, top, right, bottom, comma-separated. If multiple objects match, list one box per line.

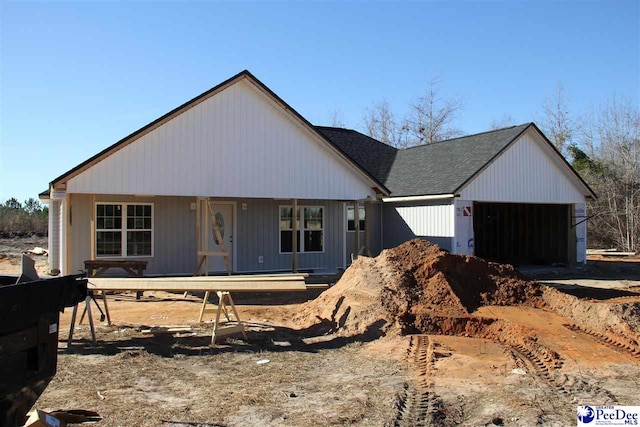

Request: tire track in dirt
left=393, top=331, right=619, bottom=426
left=391, top=335, right=449, bottom=427
left=501, top=337, right=617, bottom=423
left=402, top=315, right=621, bottom=424
left=563, top=323, right=640, bottom=360
left=504, top=342, right=566, bottom=423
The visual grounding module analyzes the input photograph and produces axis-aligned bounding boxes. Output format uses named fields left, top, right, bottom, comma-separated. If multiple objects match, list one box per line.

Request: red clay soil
left=297, top=239, right=542, bottom=337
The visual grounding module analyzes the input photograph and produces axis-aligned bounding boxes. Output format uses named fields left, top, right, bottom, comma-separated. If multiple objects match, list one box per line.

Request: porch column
left=65, top=193, right=72, bottom=275
left=46, top=198, right=55, bottom=273
left=292, top=198, right=297, bottom=273
left=353, top=201, right=360, bottom=261
left=59, top=195, right=68, bottom=275
left=364, top=200, right=371, bottom=257
left=90, top=195, right=96, bottom=261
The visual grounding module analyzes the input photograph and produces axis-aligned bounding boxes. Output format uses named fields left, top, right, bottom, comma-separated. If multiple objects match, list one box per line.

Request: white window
left=347, top=205, right=365, bottom=232
left=279, top=206, right=323, bottom=253
left=96, top=203, right=153, bottom=257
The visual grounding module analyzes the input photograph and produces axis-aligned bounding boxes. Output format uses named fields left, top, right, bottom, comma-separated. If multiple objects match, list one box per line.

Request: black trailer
left=0, top=272, right=87, bottom=427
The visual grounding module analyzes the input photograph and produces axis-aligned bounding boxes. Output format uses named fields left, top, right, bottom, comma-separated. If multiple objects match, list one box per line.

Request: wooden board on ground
left=75, top=273, right=311, bottom=345
left=88, top=275, right=309, bottom=292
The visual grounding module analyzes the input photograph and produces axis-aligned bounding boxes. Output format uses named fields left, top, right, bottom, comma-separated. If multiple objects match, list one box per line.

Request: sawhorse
left=206, top=291, right=247, bottom=345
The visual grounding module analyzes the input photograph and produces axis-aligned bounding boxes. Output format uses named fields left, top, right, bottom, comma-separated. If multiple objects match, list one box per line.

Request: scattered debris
left=25, top=247, right=48, bottom=256
left=142, top=326, right=194, bottom=334
left=23, top=409, right=67, bottom=427
left=50, top=409, right=101, bottom=424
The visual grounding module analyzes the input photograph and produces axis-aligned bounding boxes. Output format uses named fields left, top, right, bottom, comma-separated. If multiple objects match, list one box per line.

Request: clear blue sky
left=1, top=0, right=638, bottom=203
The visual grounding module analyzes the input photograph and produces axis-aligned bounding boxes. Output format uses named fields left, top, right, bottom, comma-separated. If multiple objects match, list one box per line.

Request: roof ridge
left=314, top=125, right=352, bottom=131
left=400, top=123, right=532, bottom=151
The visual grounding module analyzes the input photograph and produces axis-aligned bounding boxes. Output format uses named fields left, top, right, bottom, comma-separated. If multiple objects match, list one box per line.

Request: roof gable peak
left=48, top=69, right=389, bottom=195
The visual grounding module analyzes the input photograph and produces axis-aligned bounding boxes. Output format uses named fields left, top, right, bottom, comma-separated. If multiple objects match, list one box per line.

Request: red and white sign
left=463, top=206, right=472, bottom=217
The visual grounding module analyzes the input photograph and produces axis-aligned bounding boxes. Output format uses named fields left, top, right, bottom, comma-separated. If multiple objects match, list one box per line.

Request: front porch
left=59, top=194, right=380, bottom=277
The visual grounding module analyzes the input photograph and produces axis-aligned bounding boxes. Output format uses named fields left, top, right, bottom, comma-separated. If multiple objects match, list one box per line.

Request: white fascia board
left=382, top=194, right=456, bottom=203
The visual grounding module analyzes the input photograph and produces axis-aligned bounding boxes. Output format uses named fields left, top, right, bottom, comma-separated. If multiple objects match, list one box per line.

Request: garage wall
left=383, top=200, right=454, bottom=251
left=460, top=132, right=586, bottom=204
left=455, top=129, right=590, bottom=265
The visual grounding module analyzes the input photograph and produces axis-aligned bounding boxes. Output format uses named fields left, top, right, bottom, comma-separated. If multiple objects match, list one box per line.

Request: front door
left=201, top=201, right=234, bottom=273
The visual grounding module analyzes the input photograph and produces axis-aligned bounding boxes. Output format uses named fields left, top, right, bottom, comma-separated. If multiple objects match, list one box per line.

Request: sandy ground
left=38, top=293, right=410, bottom=427
left=2, top=238, right=640, bottom=426
left=0, top=236, right=50, bottom=276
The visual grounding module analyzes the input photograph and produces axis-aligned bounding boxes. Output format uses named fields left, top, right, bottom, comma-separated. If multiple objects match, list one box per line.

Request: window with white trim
left=347, top=205, right=365, bottom=231
left=279, top=206, right=324, bottom=253
left=96, top=203, right=153, bottom=257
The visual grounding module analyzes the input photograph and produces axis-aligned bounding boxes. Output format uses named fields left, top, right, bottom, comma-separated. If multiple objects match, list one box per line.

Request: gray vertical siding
left=69, top=194, right=197, bottom=275
left=68, top=195, right=345, bottom=275
left=152, top=196, right=197, bottom=274
left=236, top=198, right=344, bottom=273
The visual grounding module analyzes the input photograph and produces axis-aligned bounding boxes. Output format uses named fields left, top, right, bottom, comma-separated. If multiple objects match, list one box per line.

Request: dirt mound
left=297, top=239, right=542, bottom=337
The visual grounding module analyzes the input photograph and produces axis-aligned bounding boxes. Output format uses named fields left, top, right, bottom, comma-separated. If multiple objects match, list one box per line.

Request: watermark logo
left=577, top=406, right=640, bottom=426
left=577, top=406, right=595, bottom=424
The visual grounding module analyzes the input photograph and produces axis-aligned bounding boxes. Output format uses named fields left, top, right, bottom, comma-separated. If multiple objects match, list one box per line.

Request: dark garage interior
left=473, top=202, right=573, bottom=266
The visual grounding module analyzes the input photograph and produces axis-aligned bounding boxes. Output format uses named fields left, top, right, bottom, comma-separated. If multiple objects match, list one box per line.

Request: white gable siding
left=67, top=80, right=376, bottom=200
left=459, top=131, right=586, bottom=203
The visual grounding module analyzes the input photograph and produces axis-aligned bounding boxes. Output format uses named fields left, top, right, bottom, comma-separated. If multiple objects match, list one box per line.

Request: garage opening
left=473, top=202, right=572, bottom=266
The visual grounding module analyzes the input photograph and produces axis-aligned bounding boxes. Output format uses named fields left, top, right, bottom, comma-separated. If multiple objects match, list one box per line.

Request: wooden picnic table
left=84, top=259, right=148, bottom=300
left=84, top=259, right=147, bottom=278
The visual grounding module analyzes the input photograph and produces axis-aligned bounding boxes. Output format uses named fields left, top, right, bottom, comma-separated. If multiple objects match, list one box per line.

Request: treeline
left=0, top=198, right=48, bottom=237
left=564, top=98, right=639, bottom=252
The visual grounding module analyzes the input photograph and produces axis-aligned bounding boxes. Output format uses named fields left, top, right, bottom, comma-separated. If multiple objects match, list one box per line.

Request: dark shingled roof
left=317, top=123, right=533, bottom=197
left=315, top=126, right=398, bottom=184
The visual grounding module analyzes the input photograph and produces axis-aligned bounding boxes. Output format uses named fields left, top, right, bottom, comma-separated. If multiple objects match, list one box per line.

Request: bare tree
left=489, top=114, right=516, bottom=130
left=406, top=77, right=463, bottom=144
left=575, top=96, right=640, bottom=252
left=361, top=77, right=463, bottom=147
left=328, top=109, right=347, bottom=128
left=541, top=83, right=573, bottom=153
left=363, top=100, right=411, bottom=148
